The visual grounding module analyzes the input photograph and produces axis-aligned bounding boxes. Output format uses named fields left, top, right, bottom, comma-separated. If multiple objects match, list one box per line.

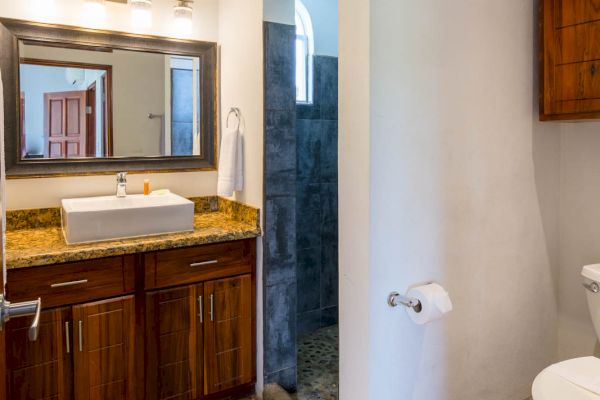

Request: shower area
left=263, top=0, right=338, bottom=398
left=294, top=1, right=339, bottom=398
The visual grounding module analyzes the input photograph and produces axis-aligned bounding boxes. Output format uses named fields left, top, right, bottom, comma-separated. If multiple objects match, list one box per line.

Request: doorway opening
left=294, top=0, right=339, bottom=398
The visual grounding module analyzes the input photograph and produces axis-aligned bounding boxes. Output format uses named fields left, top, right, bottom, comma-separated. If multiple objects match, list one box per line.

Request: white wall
left=340, top=1, right=561, bottom=399
left=219, top=0, right=265, bottom=394
left=557, top=122, right=600, bottom=360
left=301, top=0, right=338, bottom=57
left=0, top=0, right=220, bottom=209
left=338, top=0, right=370, bottom=397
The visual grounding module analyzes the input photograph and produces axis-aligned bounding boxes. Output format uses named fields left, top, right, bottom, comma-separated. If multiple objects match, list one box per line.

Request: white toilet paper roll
left=405, top=283, right=453, bottom=325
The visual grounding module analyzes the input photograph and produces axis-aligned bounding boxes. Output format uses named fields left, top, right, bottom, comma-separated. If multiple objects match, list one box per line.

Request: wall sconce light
left=130, top=0, right=152, bottom=29
left=174, top=0, right=193, bottom=36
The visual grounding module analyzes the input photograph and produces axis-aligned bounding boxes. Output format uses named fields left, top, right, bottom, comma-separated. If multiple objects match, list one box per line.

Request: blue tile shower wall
left=296, top=56, right=339, bottom=337
left=263, top=22, right=298, bottom=391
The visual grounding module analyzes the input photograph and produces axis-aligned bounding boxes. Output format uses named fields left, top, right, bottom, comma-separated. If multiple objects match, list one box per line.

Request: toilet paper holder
left=388, top=292, right=422, bottom=313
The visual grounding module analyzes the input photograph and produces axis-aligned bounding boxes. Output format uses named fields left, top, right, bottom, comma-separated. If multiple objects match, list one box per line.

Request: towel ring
left=226, top=107, right=241, bottom=131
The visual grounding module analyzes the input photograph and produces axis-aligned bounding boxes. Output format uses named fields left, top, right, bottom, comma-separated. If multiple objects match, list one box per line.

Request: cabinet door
left=73, top=296, right=135, bottom=400
left=203, top=275, right=253, bottom=395
left=146, top=284, right=203, bottom=400
left=5, top=307, right=72, bottom=400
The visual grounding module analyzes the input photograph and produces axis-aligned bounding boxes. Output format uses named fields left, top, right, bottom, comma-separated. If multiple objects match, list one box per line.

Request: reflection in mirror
left=19, top=42, right=202, bottom=160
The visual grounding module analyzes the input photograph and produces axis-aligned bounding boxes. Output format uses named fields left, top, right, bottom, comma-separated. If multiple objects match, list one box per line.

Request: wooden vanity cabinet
left=4, top=297, right=136, bottom=400
left=540, top=0, right=600, bottom=120
left=5, top=307, right=72, bottom=400
left=145, top=284, right=204, bottom=400
left=3, top=239, right=257, bottom=400
left=73, top=296, right=136, bottom=400
left=203, top=275, right=253, bottom=395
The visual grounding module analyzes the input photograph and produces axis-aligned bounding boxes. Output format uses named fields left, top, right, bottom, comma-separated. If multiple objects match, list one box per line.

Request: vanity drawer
left=6, top=255, right=135, bottom=309
left=144, top=240, right=254, bottom=289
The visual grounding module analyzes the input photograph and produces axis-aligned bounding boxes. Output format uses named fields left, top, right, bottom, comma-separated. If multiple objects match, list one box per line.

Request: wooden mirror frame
left=0, top=18, right=218, bottom=178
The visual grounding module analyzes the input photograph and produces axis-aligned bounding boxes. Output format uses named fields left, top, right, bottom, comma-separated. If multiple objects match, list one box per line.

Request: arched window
left=295, top=0, right=314, bottom=104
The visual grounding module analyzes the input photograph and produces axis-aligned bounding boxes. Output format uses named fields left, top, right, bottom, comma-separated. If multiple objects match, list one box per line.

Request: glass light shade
left=173, top=1, right=193, bottom=37
left=131, top=0, right=152, bottom=29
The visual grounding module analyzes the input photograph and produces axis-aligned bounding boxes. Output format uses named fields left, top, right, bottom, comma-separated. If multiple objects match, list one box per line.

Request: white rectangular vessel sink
left=61, top=192, right=195, bottom=244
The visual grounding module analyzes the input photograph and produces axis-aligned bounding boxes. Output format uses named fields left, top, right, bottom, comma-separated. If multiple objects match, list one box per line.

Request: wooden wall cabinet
left=540, top=0, right=600, bottom=120
left=3, top=239, right=257, bottom=400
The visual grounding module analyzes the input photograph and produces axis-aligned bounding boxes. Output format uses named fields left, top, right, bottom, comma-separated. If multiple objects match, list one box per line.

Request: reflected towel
left=217, top=128, right=243, bottom=197
left=548, top=357, right=600, bottom=395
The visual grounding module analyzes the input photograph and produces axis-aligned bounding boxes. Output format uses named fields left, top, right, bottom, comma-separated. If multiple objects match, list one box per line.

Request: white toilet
left=532, top=264, right=600, bottom=399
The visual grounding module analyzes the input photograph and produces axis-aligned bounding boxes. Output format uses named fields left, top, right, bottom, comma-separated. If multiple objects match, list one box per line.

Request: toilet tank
left=582, top=264, right=600, bottom=341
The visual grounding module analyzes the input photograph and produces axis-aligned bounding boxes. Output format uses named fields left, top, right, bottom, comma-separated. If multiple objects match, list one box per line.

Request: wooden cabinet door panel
left=146, top=284, right=202, bottom=400
left=73, top=296, right=135, bottom=400
left=5, top=307, right=72, bottom=400
left=557, top=0, right=600, bottom=27
left=558, top=21, right=600, bottom=64
left=556, top=61, right=600, bottom=101
left=541, top=0, right=600, bottom=119
left=203, top=275, right=252, bottom=395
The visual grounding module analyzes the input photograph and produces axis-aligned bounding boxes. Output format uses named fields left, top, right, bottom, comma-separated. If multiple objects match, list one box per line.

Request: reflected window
left=296, top=0, right=314, bottom=104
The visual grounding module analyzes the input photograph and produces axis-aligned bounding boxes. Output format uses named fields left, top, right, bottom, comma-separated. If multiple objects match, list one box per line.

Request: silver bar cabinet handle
left=190, top=260, right=218, bottom=268
left=210, top=294, right=214, bottom=322
left=78, top=320, right=83, bottom=352
left=198, top=295, right=203, bottom=323
left=65, top=321, right=70, bottom=353
left=51, top=279, right=88, bottom=288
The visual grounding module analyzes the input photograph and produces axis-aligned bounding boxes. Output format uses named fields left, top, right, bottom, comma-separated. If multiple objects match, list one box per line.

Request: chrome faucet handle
left=116, top=172, right=127, bottom=183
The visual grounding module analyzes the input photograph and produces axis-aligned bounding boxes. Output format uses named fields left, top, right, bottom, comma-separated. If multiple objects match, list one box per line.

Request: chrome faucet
left=116, top=172, right=127, bottom=198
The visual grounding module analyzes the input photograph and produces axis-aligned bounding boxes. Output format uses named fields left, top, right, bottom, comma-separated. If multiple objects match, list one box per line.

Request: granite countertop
left=5, top=196, right=261, bottom=269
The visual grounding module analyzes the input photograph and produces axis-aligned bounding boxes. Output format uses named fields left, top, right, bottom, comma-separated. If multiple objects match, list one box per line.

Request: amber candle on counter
left=144, top=179, right=150, bottom=195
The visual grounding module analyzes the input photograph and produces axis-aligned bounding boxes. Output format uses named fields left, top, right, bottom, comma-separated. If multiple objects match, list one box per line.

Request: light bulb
left=131, top=0, right=152, bottom=29
left=173, top=0, right=193, bottom=37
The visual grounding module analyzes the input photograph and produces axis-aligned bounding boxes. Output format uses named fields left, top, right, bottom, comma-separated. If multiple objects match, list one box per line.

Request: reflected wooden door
left=43, top=91, right=87, bottom=158
left=85, top=82, right=96, bottom=157
left=73, top=296, right=135, bottom=400
left=5, top=307, right=72, bottom=400
left=203, top=275, right=252, bottom=395
left=146, top=284, right=203, bottom=400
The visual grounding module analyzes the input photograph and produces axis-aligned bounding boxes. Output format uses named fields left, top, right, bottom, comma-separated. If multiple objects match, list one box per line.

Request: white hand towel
left=217, top=128, right=243, bottom=197
left=547, top=357, right=600, bottom=395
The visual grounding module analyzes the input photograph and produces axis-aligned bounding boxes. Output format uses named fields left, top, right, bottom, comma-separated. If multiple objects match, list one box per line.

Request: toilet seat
left=533, top=357, right=600, bottom=400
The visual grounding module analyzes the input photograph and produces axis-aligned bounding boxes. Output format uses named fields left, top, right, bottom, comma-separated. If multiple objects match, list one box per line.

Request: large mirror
left=0, top=19, right=217, bottom=177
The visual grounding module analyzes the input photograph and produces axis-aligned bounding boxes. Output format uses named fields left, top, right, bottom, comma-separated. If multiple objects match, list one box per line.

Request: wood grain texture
left=5, top=307, right=72, bottom=400
left=145, top=284, right=203, bottom=400
left=144, top=240, right=252, bottom=290
left=73, top=296, right=135, bottom=400
left=203, top=275, right=253, bottom=395
left=2, top=239, right=257, bottom=400
left=541, top=0, right=600, bottom=119
left=7, top=255, right=135, bottom=309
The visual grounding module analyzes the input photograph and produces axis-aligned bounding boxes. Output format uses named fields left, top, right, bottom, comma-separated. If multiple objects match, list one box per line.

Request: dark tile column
left=263, top=21, right=298, bottom=391
left=296, top=56, right=339, bottom=336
